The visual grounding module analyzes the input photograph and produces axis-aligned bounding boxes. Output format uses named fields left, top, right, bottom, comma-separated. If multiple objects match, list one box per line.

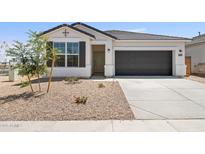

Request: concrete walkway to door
left=116, top=76, right=205, bottom=120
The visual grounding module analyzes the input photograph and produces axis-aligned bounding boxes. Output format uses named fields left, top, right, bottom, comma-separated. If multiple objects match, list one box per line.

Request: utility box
left=9, top=65, right=19, bottom=81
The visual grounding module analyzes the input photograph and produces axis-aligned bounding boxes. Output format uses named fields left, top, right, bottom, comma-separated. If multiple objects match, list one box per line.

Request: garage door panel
left=115, top=51, right=172, bottom=76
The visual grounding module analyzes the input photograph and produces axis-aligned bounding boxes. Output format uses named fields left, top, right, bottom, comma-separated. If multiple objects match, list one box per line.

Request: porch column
left=105, top=40, right=114, bottom=77
left=174, top=47, right=186, bottom=77
left=85, top=39, right=92, bottom=77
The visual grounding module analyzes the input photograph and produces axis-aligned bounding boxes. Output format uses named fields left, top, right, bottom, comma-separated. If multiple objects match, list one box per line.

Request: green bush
left=74, top=96, right=88, bottom=104
left=20, top=81, right=29, bottom=88
left=65, top=77, right=79, bottom=84
left=65, top=77, right=79, bottom=82
left=98, top=83, right=105, bottom=88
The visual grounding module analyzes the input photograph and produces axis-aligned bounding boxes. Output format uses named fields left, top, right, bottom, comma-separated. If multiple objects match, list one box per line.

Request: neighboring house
left=186, top=34, right=205, bottom=75
left=41, top=22, right=190, bottom=78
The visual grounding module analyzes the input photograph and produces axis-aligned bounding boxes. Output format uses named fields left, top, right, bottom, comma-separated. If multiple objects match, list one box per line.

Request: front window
left=54, top=42, right=65, bottom=67
left=52, top=42, right=79, bottom=67
left=67, top=42, right=79, bottom=54
left=67, top=42, right=79, bottom=67
left=55, top=55, right=65, bottom=67
left=54, top=42, right=65, bottom=54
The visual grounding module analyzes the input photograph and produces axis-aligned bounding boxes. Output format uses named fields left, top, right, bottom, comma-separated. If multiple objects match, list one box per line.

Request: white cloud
left=125, top=28, right=147, bottom=33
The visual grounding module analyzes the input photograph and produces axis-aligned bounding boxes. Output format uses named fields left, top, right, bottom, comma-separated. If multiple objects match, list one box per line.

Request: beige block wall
left=186, top=43, right=205, bottom=74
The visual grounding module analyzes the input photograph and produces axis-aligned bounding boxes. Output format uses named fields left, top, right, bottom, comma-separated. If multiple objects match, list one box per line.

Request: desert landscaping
left=0, top=75, right=135, bottom=121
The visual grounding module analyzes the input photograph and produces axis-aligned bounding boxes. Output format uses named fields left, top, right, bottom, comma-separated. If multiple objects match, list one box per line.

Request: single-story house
left=186, top=33, right=205, bottom=75
left=41, top=22, right=191, bottom=78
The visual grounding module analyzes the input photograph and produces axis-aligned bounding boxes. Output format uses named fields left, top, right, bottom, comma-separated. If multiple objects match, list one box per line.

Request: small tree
left=28, top=32, right=58, bottom=93
left=6, top=41, right=35, bottom=92
left=28, top=31, right=48, bottom=92
left=46, top=44, right=57, bottom=93
left=6, top=31, right=58, bottom=93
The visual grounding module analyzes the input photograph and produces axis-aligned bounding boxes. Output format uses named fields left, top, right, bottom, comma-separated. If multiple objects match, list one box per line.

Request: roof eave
left=186, top=40, right=205, bottom=47
left=71, top=22, right=117, bottom=40
left=115, top=39, right=191, bottom=42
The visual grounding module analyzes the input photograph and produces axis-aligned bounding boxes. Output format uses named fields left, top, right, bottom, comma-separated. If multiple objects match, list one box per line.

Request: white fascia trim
left=114, top=46, right=179, bottom=51
left=91, top=40, right=108, bottom=45
left=41, top=26, right=95, bottom=40
left=115, top=40, right=191, bottom=43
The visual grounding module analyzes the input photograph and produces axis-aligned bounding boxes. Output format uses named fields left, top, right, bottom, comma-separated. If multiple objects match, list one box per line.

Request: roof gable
left=40, top=24, right=95, bottom=39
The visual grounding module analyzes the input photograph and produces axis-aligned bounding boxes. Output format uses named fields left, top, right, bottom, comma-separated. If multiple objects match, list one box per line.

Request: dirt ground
left=0, top=75, right=135, bottom=121
left=188, top=75, right=205, bottom=84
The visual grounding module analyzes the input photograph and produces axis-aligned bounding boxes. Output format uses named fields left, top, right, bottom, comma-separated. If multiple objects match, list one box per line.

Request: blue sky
left=0, top=22, right=205, bottom=62
left=0, top=22, right=205, bottom=43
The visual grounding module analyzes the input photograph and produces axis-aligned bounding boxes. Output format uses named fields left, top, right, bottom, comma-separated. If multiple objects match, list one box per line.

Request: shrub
left=20, top=81, right=29, bottom=88
left=98, top=83, right=105, bottom=88
left=65, top=77, right=79, bottom=84
left=74, top=96, right=88, bottom=104
left=6, top=41, right=35, bottom=92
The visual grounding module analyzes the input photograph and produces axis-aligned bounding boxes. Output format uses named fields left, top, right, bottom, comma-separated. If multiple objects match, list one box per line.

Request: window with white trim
left=67, top=42, right=79, bottom=67
left=53, top=42, right=79, bottom=67
left=54, top=42, right=65, bottom=67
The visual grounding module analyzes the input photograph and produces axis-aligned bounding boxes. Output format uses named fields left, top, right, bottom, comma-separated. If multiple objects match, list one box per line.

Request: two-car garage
left=115, top=50, right=173, bottom=76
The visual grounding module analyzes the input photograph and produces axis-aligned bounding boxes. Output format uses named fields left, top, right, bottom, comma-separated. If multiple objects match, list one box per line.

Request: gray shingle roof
left=104, top=30, right=191, bottom=40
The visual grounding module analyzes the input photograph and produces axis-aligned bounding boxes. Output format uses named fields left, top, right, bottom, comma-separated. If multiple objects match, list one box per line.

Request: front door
left=93, top=51, right=105, bottom=75
left=92, top=45, right=105, bottom=75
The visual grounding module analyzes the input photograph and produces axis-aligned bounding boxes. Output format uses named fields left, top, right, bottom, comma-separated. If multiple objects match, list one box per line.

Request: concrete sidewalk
left=1, top=120, right=205, bottom=132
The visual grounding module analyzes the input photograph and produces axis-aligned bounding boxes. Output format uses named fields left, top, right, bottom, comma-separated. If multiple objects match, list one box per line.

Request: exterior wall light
left=178, top=50, right=183, bottom=56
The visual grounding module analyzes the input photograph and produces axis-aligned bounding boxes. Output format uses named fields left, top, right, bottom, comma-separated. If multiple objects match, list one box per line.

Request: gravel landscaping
left=0, top=76, right=135, bottom=121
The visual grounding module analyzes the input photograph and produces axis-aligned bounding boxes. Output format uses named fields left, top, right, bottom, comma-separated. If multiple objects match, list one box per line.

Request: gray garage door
left=115, top=51, right=172, bottom=76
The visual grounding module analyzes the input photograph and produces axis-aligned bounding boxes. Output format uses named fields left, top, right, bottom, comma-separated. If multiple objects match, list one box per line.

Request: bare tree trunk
left=47, top=58, right=55, bottom=93
left=37, top=73, right=41, bottom=92
left=27, top=75, right=34, bottom=92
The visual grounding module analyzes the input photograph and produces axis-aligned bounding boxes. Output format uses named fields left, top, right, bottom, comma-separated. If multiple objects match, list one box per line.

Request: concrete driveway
left=117, top=77, right=205, bottom=120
